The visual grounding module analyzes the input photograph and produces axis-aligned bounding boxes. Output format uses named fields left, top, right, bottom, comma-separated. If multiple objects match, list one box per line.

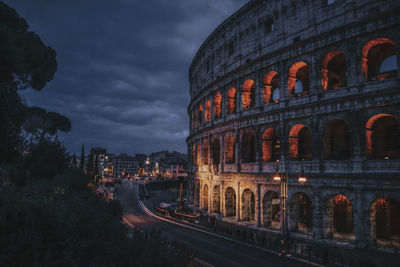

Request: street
left=116, top=180, right=317, bottom=267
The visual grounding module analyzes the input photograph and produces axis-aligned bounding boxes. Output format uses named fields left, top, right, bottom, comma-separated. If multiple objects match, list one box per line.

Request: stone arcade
left=187, top=0, right=400, bottom=250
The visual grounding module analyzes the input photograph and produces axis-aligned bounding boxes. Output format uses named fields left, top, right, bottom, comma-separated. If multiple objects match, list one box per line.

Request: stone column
left=235, top=127, right=241, bottom=172
left=256, top=184, right=261, bottom=227
left=313, top=188, right=323, bottom=239
left=220, top=134, right=224, bottom=172
left=210, top=96, right=214, bottom=126
left=222, top=88, right=227, bottom=120
left=354, top=189, right=368, bottom=248
left=220, top=181, right=224, bottom=215
left=278, top=61, right=288, bottom=104
left=256, top=124, right=263, bottom=173
left=236, top=182, right=241, bottom=221
left=255, top=69, right=262, bottom=108
left=199, top=180, right=203, bottom=209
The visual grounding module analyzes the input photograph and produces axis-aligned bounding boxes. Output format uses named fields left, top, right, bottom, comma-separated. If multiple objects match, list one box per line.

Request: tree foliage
left=0, top=2, right=57, bottom=90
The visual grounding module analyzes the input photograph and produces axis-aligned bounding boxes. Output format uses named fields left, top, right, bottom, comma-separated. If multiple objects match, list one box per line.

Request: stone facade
left=187, top=0, right=400, bottom=250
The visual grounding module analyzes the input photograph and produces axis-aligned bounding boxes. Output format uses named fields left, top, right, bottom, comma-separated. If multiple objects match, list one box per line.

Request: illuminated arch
left=242, top=80, right=255, bottom=110
left=289, top=124, right=312, bottom=160
left=263, top=71, right=279, bottom=103
left=202, top=140, right=209, bottom=164
left=288, top=61, right=310, bottom=97
left=365, top=114, right=400, bottom=159
left=204, top=100, right=211, bottom=123
left=361, top=38, right=397, bottom=81
left=226, top=87, right=237, bottom=115
left=321, top=51, right=347, bottom=90
left=225, top=187, right=236, bottom=216
left=263, top=191, right=280, bottom=228
left=242, top=189, right=255, bottom=221
left=225, top=136, right=235, bottom=164
left=213, top=92, right=222, bottom=120
left=325, top=194, right=354, bottom=240
left=262, top=128, right=280, bottom=162
left=370, top=198, right=400, bottom=246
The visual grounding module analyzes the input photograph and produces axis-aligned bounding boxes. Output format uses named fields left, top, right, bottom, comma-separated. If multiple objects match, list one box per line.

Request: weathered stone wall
left=187, top=0, right=400, bottom=250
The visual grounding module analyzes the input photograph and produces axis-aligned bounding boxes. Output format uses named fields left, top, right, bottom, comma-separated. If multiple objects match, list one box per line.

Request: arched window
left=225, top=136, right=235, bottom=164
left=212, top=185, right=221, bottom=213
left=192, top=144, right=196, bottom=165
left=226, top=87, right=237, bottom=115
left=362, top=38, right=397, bottom=81
left=321, top=51, right=347, bottom=90
left=366, top=114, right=400, bottom=159
left=289, top=192, right=313, bottom=234
left=241, top=132, right=256, bottom=163
left=288, top=62, right=310, bottom=97
left=242, top=80, right=256, bottom=110
left=263, top=71, right=279, bottom=103
left=289, top=124, right=312, bottom=160
left=371, top=198, right=400, bottom=247
left=225, top=187, right=236, bottom=216
left=213, top=92, right=222, bottom=120
left=242, top=189, right=255, bottom=221
left=323, top=120, right=350, bottom=159
left=204, top=100, right=211, bottom=123
left=202, top=140, right=209, bottom=164
left=326, top=194, right=354, bottom=240
left=263, top=191, right=280, bottom=228
left=262, top=128, right=280, bottom=162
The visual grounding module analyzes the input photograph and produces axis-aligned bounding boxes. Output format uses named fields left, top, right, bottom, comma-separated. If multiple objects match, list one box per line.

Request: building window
left=288, top=61, right=310, bottom=97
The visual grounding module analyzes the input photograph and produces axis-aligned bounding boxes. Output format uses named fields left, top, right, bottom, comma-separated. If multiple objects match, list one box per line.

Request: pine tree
left=79, top=144, right=85, bottom=172
left=72, top=154, right=77, bottom=167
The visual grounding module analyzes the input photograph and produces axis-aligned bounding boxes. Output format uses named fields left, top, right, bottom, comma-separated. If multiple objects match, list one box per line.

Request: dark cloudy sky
left=5, top=0, right=248, bottom=155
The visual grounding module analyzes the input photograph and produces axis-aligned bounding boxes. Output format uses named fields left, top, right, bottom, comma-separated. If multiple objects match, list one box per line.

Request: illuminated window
left=288, top=61, right=310, bottom=97
left=226, top=87, right=237, bottom=114
left=321, top=51, right=347, bottom=90
left=362, top=38, right=397, bottom=81
left=263, top=71, right=279, bottom=104
left=242, top=80, right=256, bottom=110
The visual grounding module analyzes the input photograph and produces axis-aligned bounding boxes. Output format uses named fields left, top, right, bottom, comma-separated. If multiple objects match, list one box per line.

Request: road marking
left=139, top=200, right=324, bottom=267
left=194, top=257, right=215, bottom=267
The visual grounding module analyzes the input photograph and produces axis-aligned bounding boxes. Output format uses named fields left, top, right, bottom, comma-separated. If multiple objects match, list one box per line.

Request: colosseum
left=186, top=0, right=400, bottom=253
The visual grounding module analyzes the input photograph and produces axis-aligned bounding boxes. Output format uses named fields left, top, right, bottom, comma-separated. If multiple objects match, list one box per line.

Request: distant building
left=112, top=154, right=137, bottom=177
left=150, top=151, right=188, bottom=179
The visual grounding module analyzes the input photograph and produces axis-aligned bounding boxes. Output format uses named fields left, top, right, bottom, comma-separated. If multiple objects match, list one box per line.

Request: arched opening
left=213, top=92, right=222, bottom=120
left=242, top=189, right=255, bottom=221
left=242, top=79, right=256, bottom=110
left=289, top=192, right=313, bottom=234
left=323, top=120, right=350, bottom=160
left=288, top=61, right=310, bottom=97
left=226, top=87, right=237, bottom=115
left=212, top=185, right=221, bottom=213
left=366, top=114, right=400, bottom=159
left=203, top=184, right=209, bottom=211
left=262, top=128, right=280, bottom=162
left=225, top=187, right=236, bottom=216
left=321, top=51, right=347, bottom=90
left=326, top=194, right=354, bottom=240
left=198, top=105, right=203, bottom=125
left=241, top=132, right=256, bottom=163
left=362, top=38, right=397, bottom=81
left=289, top=124, right=312, bottom=160
left=225, top=136, right=235, bottom=164
left=263, top=71, right=279, bottom=103
left=263, top=191, right=280, bottom=228
left=205, top=100, right=211, bottom=123
left=371, top=198, right=400, bottom=247
left=202, top=140, right=209, bottom=165
left=211, top=139, right=220, bottom=165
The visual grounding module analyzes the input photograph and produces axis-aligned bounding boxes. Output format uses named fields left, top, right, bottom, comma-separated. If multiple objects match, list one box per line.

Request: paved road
left=116, top=180, right=316, bottom=267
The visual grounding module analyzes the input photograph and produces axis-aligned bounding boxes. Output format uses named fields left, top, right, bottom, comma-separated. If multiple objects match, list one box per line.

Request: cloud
left=6, top=0, right=248, bottom=155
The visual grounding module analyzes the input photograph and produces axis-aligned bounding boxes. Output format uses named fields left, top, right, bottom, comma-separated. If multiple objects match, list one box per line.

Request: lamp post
left=273, top=159, right=307, bottom=255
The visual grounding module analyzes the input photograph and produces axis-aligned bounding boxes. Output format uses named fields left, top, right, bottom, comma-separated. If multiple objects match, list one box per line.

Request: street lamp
left=273, top=159, right=307, bottom=255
